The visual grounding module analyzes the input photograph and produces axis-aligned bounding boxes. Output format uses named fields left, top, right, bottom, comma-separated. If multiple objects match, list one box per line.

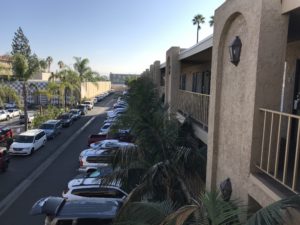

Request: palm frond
left=246, top=194, right=300, bottom=225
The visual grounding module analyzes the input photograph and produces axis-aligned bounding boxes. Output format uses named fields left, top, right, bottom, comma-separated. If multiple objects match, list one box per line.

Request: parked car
left=107, top=108, right=127, bottom=118
left=99, top=123, right=112, bottom=135
left=63, top=181, right=127, bottom=202
left=9, top=129, right=47, bottom=155
left=0, top=110, right=10, bottom=121
left=0, top=146, right=9, bottom=172
left=30, top=197, right=121, bottom=225
left=89, top=139, right=125, bottom=149
left=19, top=111, right=35, bottom=124
left=87, top=133, right=107, bottom=146
left=77, top=104, right=88, bottom=115
left=69, top=109, right=81, bottom=120
left=82, top=101, right=94, bottom=110
left=78, top=149, right=111, bottom=172
left=7, top=108, right=21, bottom=117
left=72, top=166, right=113, bottom=182
left=58, top=113, right=73, bottom=127
left=39, top=120, right=62, bottom=139
left=93, top=98, right=98, bottom=104
left=0, top=127, right=13, bottom=143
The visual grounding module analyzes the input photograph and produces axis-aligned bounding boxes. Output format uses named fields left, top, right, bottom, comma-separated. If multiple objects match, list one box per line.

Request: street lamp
left=229, top=36, right=242, bottom=66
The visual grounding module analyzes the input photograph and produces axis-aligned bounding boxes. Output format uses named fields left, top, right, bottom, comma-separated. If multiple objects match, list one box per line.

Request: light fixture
left=229, top=36, right=242, bottom=66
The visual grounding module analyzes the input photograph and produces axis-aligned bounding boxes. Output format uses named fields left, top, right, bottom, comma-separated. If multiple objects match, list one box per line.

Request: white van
left=9, top=129, right=47, bottom=155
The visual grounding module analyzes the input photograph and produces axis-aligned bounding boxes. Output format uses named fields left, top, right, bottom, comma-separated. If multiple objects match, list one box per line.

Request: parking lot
left=0, top=95, right=115, bottom=225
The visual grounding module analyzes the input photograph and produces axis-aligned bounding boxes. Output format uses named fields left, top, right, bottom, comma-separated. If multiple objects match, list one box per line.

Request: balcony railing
left=258, top=108, right=300, bottom=193
left=176, top=90, right=209, bottom=129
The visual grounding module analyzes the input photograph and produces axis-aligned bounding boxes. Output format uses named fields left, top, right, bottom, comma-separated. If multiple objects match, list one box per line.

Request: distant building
left=0, top=55, right=13, bottom=78
left=109, top=73, right=139, bottom=84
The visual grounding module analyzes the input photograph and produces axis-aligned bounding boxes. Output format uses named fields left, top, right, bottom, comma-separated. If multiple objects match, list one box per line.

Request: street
left=0, top=95, right=115, bottom=225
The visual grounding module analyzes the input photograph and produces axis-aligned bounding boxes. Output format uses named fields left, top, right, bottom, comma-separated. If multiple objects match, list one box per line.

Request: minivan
left=39, top=120, right=62, bottom=139
left=31, top=197, right=120, bottom=225
left=9, top=129, right=47, bottom=155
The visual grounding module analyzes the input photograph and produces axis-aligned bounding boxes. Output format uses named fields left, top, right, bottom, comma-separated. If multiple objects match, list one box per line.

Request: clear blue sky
left=0, top=0, right=224, bottom=75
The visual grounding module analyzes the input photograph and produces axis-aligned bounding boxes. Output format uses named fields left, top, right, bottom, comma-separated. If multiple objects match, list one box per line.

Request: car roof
left=20, top=129, right=44, bottom=136
left=44, top=120, right=61, bottom=124
left=57, top=199, right=120, bottom=219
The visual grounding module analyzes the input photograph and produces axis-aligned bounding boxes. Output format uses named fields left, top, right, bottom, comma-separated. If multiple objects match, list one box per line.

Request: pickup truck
left=87, top=133, right=107, bottom=146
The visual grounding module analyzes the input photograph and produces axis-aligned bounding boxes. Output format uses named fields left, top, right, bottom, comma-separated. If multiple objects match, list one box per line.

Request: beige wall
left=80, top=81, right=111, bottom=99
left=0, top=61, right=13, bottom=76
left=30, top=72, right=51, bottom=81
left=282, top=0, right=300, bottom=13
left=207, top=0, right=289, bottom=207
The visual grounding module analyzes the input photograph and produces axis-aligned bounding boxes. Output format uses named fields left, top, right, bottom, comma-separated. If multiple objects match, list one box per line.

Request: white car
left=99, top=123, right=112, bottom=134
left=0, top=110, right=10, bottom=121
left=63, top=178, right=127, bottom=202
left=82, top=101, right=94, bottom=110
left=19, top=112, right=35, bottom=124
left=9, top=129, right=47, bottom=155
left=7, top=108, right=21, bottom=117
left=78, top=149, right=111, bottom=172
left=90, top=139, right=134, bottom=149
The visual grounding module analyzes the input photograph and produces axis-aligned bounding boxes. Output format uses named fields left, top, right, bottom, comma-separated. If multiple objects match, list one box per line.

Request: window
left=179, top=74, right=186, bottom=90
left=191, top=71, right=211, bottom=94
left=71, top=188, right=126, bottom=198
left=202, top=70, right=211, bottom=94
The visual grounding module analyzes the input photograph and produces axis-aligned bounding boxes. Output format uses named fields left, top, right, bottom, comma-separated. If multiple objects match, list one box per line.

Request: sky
left=0, top=0, right=224, bottom=75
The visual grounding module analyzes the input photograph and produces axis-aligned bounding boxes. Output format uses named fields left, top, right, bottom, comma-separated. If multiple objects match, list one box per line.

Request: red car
left=0, top=127, right=13, bottom=143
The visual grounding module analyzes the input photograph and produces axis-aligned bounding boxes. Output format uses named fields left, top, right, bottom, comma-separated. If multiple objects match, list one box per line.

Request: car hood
left=11, top=142, right=33, bottom=148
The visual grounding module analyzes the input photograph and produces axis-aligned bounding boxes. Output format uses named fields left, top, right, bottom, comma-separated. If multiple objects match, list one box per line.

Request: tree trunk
left=22, top=81, right=28, bottom=131
left=64, top=88, right=67, bottom=112
left=196, top=26, right=199, bottom=43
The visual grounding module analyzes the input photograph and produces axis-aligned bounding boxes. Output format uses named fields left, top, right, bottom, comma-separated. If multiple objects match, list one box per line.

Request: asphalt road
left=0, top=94, right=116, bottom=225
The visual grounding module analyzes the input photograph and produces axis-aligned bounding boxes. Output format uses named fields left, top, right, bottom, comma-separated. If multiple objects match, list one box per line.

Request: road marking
left=0, top=116, right=96, bottom=216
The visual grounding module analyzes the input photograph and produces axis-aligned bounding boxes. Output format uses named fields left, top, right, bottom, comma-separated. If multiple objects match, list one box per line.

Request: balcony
left=176, top=90, right=209, bottom=130
left=257, top=108, right=300, bottom=193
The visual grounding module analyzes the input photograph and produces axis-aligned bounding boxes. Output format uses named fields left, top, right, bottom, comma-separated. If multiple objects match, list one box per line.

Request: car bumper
left=9, top=150, right=30, bottom=155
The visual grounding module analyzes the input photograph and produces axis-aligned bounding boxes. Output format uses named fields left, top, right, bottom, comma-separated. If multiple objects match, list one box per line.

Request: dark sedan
left=58, top=113, right=73, bottom=127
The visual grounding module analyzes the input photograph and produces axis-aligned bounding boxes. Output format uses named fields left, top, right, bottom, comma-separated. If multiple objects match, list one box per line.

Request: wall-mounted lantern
left=229, top=36, right=242, bottom=66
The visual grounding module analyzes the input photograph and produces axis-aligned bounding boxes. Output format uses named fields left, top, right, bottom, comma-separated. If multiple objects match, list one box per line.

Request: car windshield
left=83, top=101, right=91, bottom=105
left=15, top=135, right=34, bottom=143
left=102, top=125, right=110, bottom=129
left=59, top=115, right=69, bottom=120
left=40, top=124, right=55, bottom=129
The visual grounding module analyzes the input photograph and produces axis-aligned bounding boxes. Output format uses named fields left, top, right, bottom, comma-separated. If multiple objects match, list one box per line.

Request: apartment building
left=145, top=0, right=300, bottom=214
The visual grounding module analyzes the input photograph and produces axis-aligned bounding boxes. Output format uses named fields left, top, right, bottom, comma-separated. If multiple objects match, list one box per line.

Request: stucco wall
left=80, top=81, right=111, bottom=99
left=282, top=0, right=300, bottom=13
left=207, top=0, right=289, bottom=206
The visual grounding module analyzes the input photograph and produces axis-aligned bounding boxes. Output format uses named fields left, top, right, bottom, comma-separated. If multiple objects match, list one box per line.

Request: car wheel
left=42, top=139, right=46, bottom=146
left=6, top=116, right=9, bottom=121
left=30, top=148, right=34, bottom=155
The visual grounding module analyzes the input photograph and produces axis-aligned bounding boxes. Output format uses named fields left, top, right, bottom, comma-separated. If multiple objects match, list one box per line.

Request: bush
left=32, top=105, right=65, bottom=128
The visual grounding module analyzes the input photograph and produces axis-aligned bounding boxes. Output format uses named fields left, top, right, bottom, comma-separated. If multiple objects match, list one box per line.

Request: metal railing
left=176, top=90, right=210, bottom=128
left=258, top=108, right=300, bottom=193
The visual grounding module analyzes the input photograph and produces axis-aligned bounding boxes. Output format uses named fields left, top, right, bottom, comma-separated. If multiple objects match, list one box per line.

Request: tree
left=192, top=14, right=205, bottom=43
left=209, top=16, right=214, bottom=27
left=104, top=77, right=205, bottom=207
left=39, top=59, right=47, bottom=72
left=11, top=27, right=31, bottom=58
left=115, top=192, right=300, bottom=225
left=73, top=57, right=99, bottom=82
left=46, top=56, right=53, bottom=72
left=0, top=84, right=20, bottom=108
left=58, top=60, right=65, bottom=70
left=12, top=53, right=40, bottom=131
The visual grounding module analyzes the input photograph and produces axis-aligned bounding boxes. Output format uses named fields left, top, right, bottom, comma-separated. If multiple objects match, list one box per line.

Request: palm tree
left=103, top=77, right=206, bottom=206
left=57, top=60, right=64, bottom=70
left=209, top=16, right=214, bottom=27
left=39, top=59, right=47, bottom=72
left=115, top=192, right=300, bottom=225
left=12, top=53, right=40, bottom=130
left=73, top=57, right=99, bottom=82
left=46, top=56, right=53, bottom=72
left=192, top=14, right=205, bottom=43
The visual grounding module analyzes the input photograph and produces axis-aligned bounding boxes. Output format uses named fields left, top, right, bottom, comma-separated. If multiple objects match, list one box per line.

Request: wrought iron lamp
left=229, top=36, right=242, bottom=66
